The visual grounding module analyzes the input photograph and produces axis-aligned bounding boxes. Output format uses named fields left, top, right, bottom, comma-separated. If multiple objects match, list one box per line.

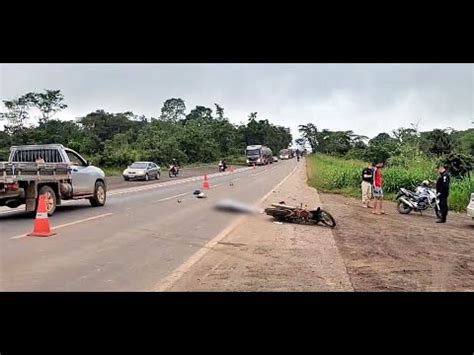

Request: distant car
left=467, top=193, right=474, bottom=220
left=273, top=156, right=279, bottom=163
left=123, top=162, right=160, bottom=181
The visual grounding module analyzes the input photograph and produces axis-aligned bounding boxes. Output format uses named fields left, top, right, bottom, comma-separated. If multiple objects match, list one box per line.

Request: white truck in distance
left=246, top=145, right=273, bottom=166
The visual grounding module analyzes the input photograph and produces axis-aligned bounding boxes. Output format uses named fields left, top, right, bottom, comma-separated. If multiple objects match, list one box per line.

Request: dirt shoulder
left=318, top=193, right=474, bottom=291
left=168, top=160, right=354, bottom=291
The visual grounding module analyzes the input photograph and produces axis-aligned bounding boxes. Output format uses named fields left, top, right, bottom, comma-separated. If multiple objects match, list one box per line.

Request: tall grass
left=307, top=154, right=473, bottom=212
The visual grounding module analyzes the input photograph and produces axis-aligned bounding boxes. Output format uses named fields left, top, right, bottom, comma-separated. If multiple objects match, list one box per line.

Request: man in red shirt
left=372, top=162, right=385, bottom=215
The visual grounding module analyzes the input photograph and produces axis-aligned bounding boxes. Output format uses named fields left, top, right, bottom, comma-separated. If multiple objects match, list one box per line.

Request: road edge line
left=153, top=162, right=298, bottom=291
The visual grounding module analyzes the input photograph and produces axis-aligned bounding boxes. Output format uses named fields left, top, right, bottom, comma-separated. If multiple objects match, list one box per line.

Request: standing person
left=361, top=163, right=375, bottom=208
left=372, top=162, right=385, bottom=215
left=436, top=164, right=451, bottom=223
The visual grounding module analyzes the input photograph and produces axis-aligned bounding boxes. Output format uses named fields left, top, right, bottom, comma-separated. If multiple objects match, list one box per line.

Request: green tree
left=0, top=96, right=32, bottom=127
left=392, top=127, right=418, bottom=144
left=458, top=131, right=474, bottom=156
left=184, top=106, right=213, bottom=123
left=160, top=98, right=186, bottom=121
left=78, top=110, right=137, bottom=141
left=298, top=123, right=318, bottom=152
left=214, top=104, right=225, bottom=121
left=25, top=89, right=68, bottom=123
left=425, top=129, right=453, bottom=157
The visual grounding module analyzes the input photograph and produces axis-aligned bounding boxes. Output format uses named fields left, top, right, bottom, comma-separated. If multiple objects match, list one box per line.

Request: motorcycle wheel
left=318, top=209, right=336, bottom=228
left=397, top=201, right=412, bottom=214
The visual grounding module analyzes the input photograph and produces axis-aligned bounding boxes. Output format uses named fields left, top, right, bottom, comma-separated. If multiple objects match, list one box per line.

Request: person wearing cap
left=436, top=164, right=451, bottom=223
left=361, top=162, right=375, bottom=208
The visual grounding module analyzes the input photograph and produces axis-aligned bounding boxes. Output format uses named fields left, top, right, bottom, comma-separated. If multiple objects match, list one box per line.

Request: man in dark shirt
left=361, top=163, right=375, bottom=208
left=436, top=164, right=451, bottom=223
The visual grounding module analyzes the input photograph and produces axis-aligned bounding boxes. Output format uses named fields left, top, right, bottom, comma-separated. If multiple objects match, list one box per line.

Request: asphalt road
left=0, top=160, right=296, bottom=291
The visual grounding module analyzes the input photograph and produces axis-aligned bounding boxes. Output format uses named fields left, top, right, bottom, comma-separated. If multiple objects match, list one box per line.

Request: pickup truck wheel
left=89, top=181, right=106, bottom=207
left=145, top=173, right=149, bottom=181
left=37, top=185, right=57, bottom=216
left=156, top=172, right=160, bottom=180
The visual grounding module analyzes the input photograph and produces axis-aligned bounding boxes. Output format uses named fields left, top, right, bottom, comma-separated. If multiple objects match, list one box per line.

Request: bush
left=450, top=177, right=474, bottom=212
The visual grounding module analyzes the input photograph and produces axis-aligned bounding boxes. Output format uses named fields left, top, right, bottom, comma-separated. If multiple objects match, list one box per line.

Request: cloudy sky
left=1, top=64, right=473, bottom=141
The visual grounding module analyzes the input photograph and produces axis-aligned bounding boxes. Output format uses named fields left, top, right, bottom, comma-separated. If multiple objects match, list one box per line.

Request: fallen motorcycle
left=264, top=202, right=336, bottom=228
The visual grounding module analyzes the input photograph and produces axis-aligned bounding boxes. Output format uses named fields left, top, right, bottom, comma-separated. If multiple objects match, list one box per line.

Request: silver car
left=123, top=162, right=161, bottom=181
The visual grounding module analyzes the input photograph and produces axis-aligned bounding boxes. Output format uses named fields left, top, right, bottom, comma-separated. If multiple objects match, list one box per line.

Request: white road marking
left=153, top=163, right=299, bottom=291
left=155, top=193, right=188, bottom=202
left=9, top=213, right=114, bottom=240
left=250, top=165, right=279, bottom=177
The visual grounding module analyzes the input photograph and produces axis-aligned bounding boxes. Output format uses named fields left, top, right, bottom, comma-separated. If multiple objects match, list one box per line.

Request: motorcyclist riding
left=169, top=158, right=180, bottom=176
left=219, top=159, right=227, bottom=172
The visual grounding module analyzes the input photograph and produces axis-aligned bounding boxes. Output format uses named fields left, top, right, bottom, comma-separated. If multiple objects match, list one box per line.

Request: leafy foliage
left=0, top=92, right=292, bottom=168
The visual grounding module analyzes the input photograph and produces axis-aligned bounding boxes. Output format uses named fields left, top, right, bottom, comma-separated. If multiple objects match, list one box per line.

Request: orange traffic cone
left=202, top=175, right=210, bottom=190
left=28, top=195, right=56, bottom=237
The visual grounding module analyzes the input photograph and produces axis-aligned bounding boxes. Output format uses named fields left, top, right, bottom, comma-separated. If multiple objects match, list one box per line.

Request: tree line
left=0, top=90, right=293, bottom=167
left=298, top=123, right=474, bottom=177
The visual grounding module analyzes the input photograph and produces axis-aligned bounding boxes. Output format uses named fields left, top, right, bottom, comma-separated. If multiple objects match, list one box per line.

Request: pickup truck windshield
left=130, top=163, right=148, bottom=169
left=246, top=149, right=261, bottom=156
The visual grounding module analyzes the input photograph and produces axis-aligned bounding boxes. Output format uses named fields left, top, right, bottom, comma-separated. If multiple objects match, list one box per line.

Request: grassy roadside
left=307, top=154, right=473, bottom=212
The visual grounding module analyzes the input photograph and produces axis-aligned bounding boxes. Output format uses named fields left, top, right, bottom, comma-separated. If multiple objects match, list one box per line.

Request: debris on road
left=196, top=192, right=207, bottom=199
left=193, top=190, right=201, bottom=195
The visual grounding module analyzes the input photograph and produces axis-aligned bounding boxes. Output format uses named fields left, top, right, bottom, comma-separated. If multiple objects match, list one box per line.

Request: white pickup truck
left=0, top=144, right=107, bottom=216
